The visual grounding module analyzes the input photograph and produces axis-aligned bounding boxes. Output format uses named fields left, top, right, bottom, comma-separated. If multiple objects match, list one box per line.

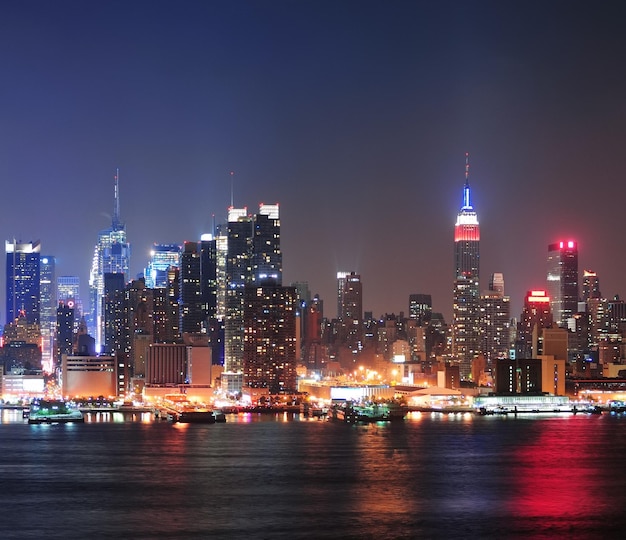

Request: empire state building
left=452, top=154, right=480, bottom=378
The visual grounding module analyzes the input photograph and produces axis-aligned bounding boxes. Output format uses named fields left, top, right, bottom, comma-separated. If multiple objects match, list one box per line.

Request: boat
left=331, top=402, right=406, bottom=423
left=28, top=400, right=84, bottom=424
left=175, top=410, right=217, bottom=423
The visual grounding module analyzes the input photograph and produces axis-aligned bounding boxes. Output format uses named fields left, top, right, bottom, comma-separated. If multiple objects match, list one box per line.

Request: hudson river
left=1, top=410, right=626, bottom=539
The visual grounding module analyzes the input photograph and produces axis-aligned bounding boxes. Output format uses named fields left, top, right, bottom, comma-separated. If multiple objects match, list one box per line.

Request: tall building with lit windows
left=252, top=204, right=282, bottom=284
left=39, top=255, right=56, bottom=369
left=224, top=207, right=253, bottom=381
left=89, top=169, right=130, bottom=350
left=222, top=204, right=285, bottom=392
left=6, top=240, right=41, bottom=325
left=516, top=290, right=553, bottom=358
left=547, top=240, right=578, bottom=328
left=144, top=244, right=181, bottom=289
left=452, top=154, right=480, bottom=378
left=243, top=284, right=297, bottom=393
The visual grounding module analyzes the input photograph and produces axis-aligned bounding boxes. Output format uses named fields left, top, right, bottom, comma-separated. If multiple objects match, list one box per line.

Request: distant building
left=6, top=240, right=41, bottom=325
left=408, top=294, right=432, bottom=325
left=144, top=244, right=181, bottom=289
left=89, top=169, right=130, bottom=351
left=547, top=240, right=578, bottom=328
left=62, top=354, right=117, bottom=398
left=243, top=284, right=297, bottom=393
left=480, top=274, right=511, bottom=362
left=39, top=255, right=56, bottom=369
left=494, top=357, right=565, bottom=396
left=179, top=241, right=204, bottom=335
left=516, top=290, right=553, bottom=358
left=582, top=270, right=601, bottom=302
left=56, top=301, right=74, bottom=370
left=452, top=154, right=480, bottom=378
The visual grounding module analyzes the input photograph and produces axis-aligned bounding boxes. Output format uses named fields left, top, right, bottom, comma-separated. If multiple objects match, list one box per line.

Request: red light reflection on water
left=506, top=416, right=603, bottom=519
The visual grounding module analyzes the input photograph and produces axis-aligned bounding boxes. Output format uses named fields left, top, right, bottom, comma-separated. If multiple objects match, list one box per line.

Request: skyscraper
left=222, top=204, right=286, bottom=393
left=89, top=169, right=130, bottom=351
left=516, top=290, right=553, bottom=358
left=480, top=274, right=511, bottom=362
left=336, top=271, right=348, bottom=320
left=252, top=204, right=282, bottom=284
left=39, top=255, right=56, bottom=369
left=409, top=294, right=432, bottom=325
left=547, top=240, right=578, bottom=328
left=6, top=240, right=41, bottom=325
left=144, top=244, right=181, bottom=289
left=452, top=154, right=480, bottom=378
left=179, top=241, right=204, bottom=335
left=224, top=207, right=253, bottom=381
left=243, top=283, right=297, bottom=393
left=582, top=270, right=601, bottom=302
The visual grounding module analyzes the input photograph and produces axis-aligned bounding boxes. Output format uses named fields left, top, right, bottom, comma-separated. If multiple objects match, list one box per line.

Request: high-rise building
left=102, top=273, right=126, bottom=356
left=179, top=241, right=204, bottom=335
left=547, top=240, right=578, bottom=328
left=222, top=204, right=285, bottom=392
left=56, top=301, right=74, bottom=369
left=252, top=204, right=281, bottom=284
left=516, top=290, right=553, bottom=358
left=6, top=240, right=41, bottom=325
left=452, top=154, right=480, bottom=378
left=582, top=270, right=601, bottom=302
left=243, top=284, right=297, bottom=393
left=480, top=275, right=511, bottom=362
left=409, top=294, right=432, bottom=325
left=336, top=271, right=349, bottom=320
left=224, top=207, right=253, bottom=379
left=144, top=244, right=181, bottom=289
left=89, top=169, right=130, bottom=350
left=57, top=276, right=81, bottom=311
left=39, top=255, right=56, bottom=370
left=57, top=275, right=83, bottom=339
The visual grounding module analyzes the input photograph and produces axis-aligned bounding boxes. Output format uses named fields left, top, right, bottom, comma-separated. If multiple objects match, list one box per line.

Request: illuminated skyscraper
left=409, top=294, right=432, bottom=325
left=547, top=240, right=578, bottom=328
left=144, top=244, right=181, bottom=289
left=480, top=274, right=511, bottom=362
left=243, top=284, right=297, bottom=393
left=224, top=207, right=253, bottom=380
left=582, top=270, right=601, bottom=302
left=89, top=169, right=130, bottom=350
left=40, top=255, right=56, bottom=369
left=452, top=154, right=480, bottom=378
left=336, top=271, right=348, bottom=319
left=179, top=241, right=204, bottom=335
left=252, top=204, right=282, bottom=284
left=223, top=204, right=285, bottom=392
left=6, top=240, right=41, bottom=325
left=516, top=290, right=553, bottom=358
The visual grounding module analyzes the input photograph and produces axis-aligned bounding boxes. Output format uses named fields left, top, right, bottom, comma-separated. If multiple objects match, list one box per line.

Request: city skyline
left=2, top=2, right=626, bottom=324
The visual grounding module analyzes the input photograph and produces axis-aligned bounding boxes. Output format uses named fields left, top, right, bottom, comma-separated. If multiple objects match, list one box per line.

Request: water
left=1, top=411, right=625, bottom=539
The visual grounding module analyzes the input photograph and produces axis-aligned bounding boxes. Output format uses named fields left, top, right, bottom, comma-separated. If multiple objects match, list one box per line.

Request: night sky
left=2, top=1, right=626, bottom=325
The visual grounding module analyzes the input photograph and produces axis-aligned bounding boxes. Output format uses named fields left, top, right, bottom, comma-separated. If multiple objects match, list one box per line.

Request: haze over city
left=2, top=1, right=626, bottom=324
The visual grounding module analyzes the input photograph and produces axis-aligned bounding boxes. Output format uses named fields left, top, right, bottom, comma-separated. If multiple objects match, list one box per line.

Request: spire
left=113, top=168, right=121, bottom=229
left=462, top=152, right=472, bottom=210
left=230, top=171, right=235, bottom=208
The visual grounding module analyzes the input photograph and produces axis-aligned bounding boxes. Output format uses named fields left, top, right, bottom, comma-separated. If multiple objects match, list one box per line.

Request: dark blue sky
left=2, top=1, right=626, bottom=324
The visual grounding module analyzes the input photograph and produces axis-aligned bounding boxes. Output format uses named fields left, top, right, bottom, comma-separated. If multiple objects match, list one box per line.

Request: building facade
left=89, top=169, right=130, bottom=350
left=452, top=154, right=481, bottom=378
left=6, top=240, right=41, bottom=325
left=547, top=240, right=578, bottom=328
